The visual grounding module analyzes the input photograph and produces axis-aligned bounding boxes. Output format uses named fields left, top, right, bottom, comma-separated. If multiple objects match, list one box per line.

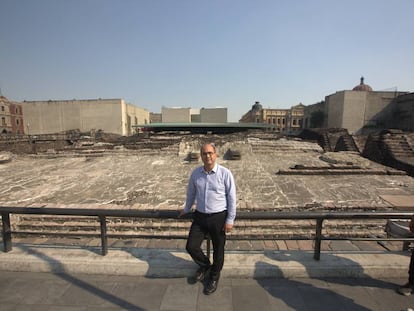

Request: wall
left=303, top=101, right=325, bottom=128
left=124, top=102, right=150, bottom=135
left=200, top=107, right=227, bottom=123
left=161, top=107, right=191, bottom=123
left=344, top=91, right=405, bottom=134
left=326, top=92, right=345, bottom=129
left=9, top=103, right=24, bottom=134
left=1, top=97, right=12, bottom=133
left=21, top=99, right=148, bottom=136
left=389, top=92, right=414, bottom=132
left=341, top=91, right=367, bottom=134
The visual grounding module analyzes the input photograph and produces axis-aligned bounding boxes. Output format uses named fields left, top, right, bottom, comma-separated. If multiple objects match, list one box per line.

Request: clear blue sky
left=1, top=0, right=413, bottom=122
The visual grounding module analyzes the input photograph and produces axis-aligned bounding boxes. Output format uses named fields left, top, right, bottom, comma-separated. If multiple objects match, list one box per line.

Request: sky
left=0, top=0, right=413, bottom=122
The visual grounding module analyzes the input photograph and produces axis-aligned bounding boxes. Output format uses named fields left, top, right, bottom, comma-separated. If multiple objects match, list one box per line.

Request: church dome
left=252, top=101, right=263, bottom=111
left=352, top=77, right=373, bottom=91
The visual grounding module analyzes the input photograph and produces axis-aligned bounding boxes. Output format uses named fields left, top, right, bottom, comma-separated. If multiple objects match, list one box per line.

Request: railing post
left=1, top=212, right=12, bottom=252
left=314, top=218, right=324, bottom=260
left=99, top=215, right=108, bottom=256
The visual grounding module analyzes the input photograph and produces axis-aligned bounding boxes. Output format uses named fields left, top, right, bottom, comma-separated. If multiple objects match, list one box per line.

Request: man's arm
left=224, top=171, right=236, bottom=231
left=179, top=172, right=196, bottom=217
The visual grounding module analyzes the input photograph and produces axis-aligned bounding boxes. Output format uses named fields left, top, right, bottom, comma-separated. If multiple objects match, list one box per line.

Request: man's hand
left=178, top=209, right=186, bottom=218
left=224, top=223, right=233, bottom=233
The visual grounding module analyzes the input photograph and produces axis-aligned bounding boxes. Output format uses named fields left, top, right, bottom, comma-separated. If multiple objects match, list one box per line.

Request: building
left=200, top=107, right=227, bottom=123
left=303, top=101, right=325, bottom=129
left=239, top=101, right=304, bottom=134
left=21, top=98, right=149, bottom=136
left=303, top=77, right=409, bottom=134
left=161, top=107, right=227, bottom=123
left=0, top=96, right=24, bottom=134
left=162, top=107, right=192, bottom=123
left=150, top=112, right=162, bottom=123
left=387, top=92, right=414, bottom=132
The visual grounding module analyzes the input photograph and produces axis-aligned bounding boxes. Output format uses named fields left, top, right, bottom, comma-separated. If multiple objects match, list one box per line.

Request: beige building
left=21, top=98, right=149, bottom=136
left=200, top=107, right=227, bottom=123
left=239, top=101, right=304, bottom=133
left=387, top=92, right=414, bottom=132
left=304, top=78, right=409, bottom=134
left=161, top=107, right=227, bottom=123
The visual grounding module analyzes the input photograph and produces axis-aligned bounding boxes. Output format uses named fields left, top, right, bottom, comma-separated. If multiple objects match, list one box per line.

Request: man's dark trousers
left=186, top=210, right=227, bottom=281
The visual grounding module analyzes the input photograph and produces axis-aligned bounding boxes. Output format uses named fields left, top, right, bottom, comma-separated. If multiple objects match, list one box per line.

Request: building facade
left=386, top=92, right=414, bottom=132
left=161, top=107, right=227, bottom=123
left=0, top=96, right=24, bottom=134
left=303, top=78, right=409, bottom=134
left=200, top=107, right=227, bottom=123
left=21, top=98, right=149, bottom=136
left=239, top=101, right=304, bottom=134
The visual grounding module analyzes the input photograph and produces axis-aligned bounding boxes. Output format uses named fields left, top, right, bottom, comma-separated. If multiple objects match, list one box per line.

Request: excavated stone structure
left=1, top=130, right=414, bottom=242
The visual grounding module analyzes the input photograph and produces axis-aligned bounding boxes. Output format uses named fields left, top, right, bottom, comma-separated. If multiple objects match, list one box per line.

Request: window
left=1, top=117, right=5, bottom=125
left=1, top=106, right=4, bottom=111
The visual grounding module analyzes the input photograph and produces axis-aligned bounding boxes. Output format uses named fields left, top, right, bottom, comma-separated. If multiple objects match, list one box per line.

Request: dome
left=252, top=101, right=263, bottom=111
left=352, top=77, right=373, bottom=91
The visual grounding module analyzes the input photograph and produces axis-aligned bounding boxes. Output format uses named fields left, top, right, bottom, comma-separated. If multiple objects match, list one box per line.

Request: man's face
left=201, top=145, right=217, bottom=167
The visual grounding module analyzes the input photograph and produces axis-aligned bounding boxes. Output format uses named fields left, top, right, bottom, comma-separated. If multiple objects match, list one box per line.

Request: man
left=397, top=215, right=414, bottom=295
left=179, top=143, right=236, bottom=295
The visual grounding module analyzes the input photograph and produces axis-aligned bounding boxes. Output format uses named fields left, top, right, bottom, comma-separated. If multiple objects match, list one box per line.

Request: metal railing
left=1, top=205, right=413, bottom=260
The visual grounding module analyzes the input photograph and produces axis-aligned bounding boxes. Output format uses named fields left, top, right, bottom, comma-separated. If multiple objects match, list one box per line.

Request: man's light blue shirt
left=184, top=163, right=236, bottom=225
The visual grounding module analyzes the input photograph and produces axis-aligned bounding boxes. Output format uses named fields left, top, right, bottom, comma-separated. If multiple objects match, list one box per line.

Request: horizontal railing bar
left=2, top=206, right=414, bottom=259
left=321, top=237, right=414, bottom=241
left=11, top=231, right=414, bottom=242
left=1, top=206, right=413, bottom=219
left=11, top=231, right=102, bottom=237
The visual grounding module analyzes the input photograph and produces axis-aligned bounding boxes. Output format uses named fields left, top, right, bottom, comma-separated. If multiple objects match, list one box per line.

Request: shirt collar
left=201, top=163, right=218, bottom=174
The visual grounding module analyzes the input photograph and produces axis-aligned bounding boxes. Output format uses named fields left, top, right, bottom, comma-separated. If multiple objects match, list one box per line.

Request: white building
left=22, top=98, right=149, bottom=136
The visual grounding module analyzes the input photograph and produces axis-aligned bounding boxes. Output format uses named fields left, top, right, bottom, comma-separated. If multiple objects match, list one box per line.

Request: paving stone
left=329, top=240, right=360, bottom=251
left=160, top=282, right=199, bottom=310
left=198, top=284, right=233, bottom=311
left=285, top=240, right=300, bottom=250
left=275, top=240, right=288, bottom=250
left=297, top=240, right=314, bottom=250
left=232, top=284, right=272, bottom=311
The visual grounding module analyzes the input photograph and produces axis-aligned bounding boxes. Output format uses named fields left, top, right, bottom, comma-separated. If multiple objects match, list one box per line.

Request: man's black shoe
left=195, top=266, right=210, bottom=282
left=204, top=279, right=218, bottom=295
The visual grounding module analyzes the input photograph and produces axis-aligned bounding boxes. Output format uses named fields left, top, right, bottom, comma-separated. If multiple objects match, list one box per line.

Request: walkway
left=1, top=240, right=414, bottom=310
left=1, top=272, right=414, bottom=310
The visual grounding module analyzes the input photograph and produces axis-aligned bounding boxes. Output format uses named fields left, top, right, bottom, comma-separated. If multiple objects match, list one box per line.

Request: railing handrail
left=1, top=205, right=413, bottom=219
left=1, top=205, right=413, bottom=260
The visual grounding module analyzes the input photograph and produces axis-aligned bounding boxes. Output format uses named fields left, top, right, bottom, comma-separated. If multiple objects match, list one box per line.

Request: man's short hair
left=200, top=143, right=216, bottom=154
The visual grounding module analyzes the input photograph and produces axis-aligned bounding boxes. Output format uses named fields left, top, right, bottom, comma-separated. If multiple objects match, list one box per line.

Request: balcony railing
left=1, top=205, right=413, bottom=260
